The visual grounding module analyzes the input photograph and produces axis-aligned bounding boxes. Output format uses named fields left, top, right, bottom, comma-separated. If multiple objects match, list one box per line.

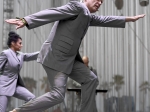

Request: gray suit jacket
left=24, top=1, right=125, bottom=74
left=0, top=49, right=39, bottom=96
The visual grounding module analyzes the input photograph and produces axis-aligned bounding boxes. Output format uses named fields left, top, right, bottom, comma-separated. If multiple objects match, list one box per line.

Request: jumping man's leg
left=69, top=61, right=99, bottom=112
left=11, top=65, right=68, bottom=112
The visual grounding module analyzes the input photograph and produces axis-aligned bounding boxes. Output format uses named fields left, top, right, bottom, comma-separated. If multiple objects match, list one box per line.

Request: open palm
left=5, top=19, right=25, bottom=29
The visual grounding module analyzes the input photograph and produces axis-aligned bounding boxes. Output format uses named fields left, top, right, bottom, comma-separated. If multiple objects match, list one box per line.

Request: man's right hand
left=5, top=19, right=25, bottom=29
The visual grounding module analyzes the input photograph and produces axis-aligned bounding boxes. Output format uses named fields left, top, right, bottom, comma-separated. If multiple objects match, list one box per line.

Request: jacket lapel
left=80, top=3, right=91, bottom=39
left=9, top=49, right=20, bottom=63
left=17, top=52, right=23, bottom=70
left=16, top=52, right=21, bottom=62
left=82, top=2, right=91, bottom=23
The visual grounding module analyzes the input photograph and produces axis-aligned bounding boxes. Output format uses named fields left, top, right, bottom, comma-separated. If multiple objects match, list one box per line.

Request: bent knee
left=50, top=89, right=65, bottom=103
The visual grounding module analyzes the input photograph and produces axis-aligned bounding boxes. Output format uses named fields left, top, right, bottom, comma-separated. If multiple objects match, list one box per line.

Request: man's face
left=84, top=0, right=103, bottom=13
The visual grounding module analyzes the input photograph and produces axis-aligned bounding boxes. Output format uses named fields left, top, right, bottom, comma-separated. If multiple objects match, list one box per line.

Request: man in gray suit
left=6, top=0, right=145, bottom=112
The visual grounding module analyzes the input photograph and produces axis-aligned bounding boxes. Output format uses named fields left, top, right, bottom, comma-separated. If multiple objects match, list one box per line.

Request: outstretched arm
left=23, top=51, right=39, bottom=61
left=5, top=2, right=80, bottom=30
left=90, top=14, right=145, bottom=27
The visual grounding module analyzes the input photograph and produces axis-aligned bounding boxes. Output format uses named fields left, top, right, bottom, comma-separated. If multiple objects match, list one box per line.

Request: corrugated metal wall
left=0, top=0, right=3, bottom=52
left=82, top=0, right=150, bottom=112
left=1, top=0, right=150, bottom=112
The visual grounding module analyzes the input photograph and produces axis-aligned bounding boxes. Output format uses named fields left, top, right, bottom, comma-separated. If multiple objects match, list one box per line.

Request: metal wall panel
left=0, top=0, right=3, bottom=52
left=1, top=0, right=150, bottom=112
left=82, top=0, right=150, bottom=112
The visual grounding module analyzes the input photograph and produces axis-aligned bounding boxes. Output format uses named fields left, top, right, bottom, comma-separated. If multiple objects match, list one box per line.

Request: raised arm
left=23, top=51, right=39, bottom=61
left=5, top=1, right=80, bottom=30
left=90, top=15, right=125, bottom=28
left=90, top=14, right=145, bottom=28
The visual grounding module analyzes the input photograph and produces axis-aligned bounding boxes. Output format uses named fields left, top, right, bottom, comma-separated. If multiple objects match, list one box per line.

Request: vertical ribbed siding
left=0, top=0, right=3, bottom=52
left=82, top=0, right=150, bottom=112
left=1, top=0, right=150, bottom=112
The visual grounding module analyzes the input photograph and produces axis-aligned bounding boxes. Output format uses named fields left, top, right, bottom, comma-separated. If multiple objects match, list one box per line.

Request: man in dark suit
left=73, top=56, right=98, bottom=112
left=6, top=0, right=145, bottom=112
left=82, top=56, right=97, bottom=75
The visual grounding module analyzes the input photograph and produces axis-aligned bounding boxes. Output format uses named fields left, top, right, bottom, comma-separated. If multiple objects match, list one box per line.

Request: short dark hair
left=7, top=31, right=22, bottom=47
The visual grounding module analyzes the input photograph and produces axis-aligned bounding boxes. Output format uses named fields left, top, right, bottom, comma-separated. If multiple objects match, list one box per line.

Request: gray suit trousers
left=0, top=85, right=35, bottom=112
left=15, top=61, right=99, bottom=112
